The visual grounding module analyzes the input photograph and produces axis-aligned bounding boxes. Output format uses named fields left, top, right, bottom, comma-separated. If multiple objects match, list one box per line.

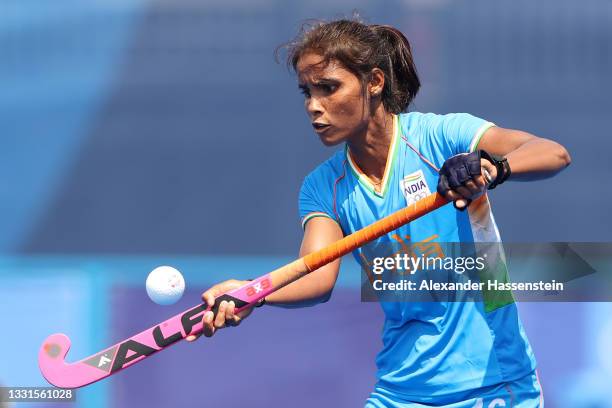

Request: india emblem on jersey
left=400, top=169, right=431, bottom=205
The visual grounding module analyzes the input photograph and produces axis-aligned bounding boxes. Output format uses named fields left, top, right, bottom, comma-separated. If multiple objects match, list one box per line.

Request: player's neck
left=347, top=110, right=395, bottom=185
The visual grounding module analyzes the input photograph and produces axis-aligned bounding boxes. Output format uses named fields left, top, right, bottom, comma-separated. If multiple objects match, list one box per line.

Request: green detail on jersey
left=469, top=122, right=496, bottom=152
left=478, top=258, right=515, bottom=313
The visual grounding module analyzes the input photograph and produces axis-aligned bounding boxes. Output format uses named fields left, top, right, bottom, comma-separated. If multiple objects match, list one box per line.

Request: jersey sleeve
left=432, top=113, right=496, bottom=155
left=298, top=172, right=337, bottom=229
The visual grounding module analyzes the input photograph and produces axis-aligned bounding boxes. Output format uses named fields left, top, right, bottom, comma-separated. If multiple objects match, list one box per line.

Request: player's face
left=296, top=52, right=369, bottom=146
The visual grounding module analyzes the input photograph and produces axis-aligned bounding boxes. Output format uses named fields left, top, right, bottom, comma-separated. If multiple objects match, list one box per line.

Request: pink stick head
left=39, top=333, right=73, bottom=388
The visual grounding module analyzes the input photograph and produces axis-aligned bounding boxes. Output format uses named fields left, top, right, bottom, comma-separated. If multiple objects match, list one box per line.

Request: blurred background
left=1, top=0, right=611, bottom=407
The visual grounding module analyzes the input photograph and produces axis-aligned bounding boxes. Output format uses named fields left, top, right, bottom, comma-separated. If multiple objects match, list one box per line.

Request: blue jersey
left=299, top=112, right=537, bottom=401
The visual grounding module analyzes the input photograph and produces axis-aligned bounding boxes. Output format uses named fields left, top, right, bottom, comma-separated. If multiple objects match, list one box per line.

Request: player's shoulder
left=397, top=111, right=443, bottom=138
left=302, top=148, right=346, bottom=187
left=299, top=149, right=345, bottom=212
left=398, top=111, right=476, bottom=129
left=398, top=111, right=486, bottom=144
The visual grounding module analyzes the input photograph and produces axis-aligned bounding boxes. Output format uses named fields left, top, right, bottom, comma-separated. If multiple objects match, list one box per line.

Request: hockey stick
left=39, top=192, right=448, bottom=388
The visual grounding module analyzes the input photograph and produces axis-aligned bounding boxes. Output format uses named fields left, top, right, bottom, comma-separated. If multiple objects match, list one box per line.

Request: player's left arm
left=477, top=126, right=571, bottom=181
left=438, top=126, right=571, bottom=209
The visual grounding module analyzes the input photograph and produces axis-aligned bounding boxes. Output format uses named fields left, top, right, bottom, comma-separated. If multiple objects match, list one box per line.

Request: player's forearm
left=264, top=261, right=339, bottom=308
left=505, top=138, right=571, bottom=181
left=478, top=127, right=571, bottom=181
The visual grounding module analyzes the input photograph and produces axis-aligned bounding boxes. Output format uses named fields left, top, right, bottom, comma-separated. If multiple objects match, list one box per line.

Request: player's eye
left=321, top=84, right=337, bottom=94
left=299, top=86, right=311, bottom=98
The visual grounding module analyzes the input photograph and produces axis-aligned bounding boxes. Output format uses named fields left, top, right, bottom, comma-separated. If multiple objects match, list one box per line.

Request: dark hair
left=278, top=17, right=420, bottom=114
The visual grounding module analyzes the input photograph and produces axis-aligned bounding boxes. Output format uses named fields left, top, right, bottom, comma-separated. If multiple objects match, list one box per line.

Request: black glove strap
left=479, top=150, right=511, bottom=190
left=254, top=297, right=266, bottom=308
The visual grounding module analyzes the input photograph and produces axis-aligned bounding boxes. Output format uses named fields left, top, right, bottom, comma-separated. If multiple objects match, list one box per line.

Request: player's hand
left=186, top=279, right=255, bottom=342
left=437, top=151, right=497, bottom=210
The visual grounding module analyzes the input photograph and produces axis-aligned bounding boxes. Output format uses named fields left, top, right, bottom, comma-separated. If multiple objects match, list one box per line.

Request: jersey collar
left=345, top=114, right=399, bottom=198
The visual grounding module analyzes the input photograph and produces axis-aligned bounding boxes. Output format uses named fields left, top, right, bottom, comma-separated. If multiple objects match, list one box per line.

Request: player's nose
left=306, top=96, right=324, bottom=118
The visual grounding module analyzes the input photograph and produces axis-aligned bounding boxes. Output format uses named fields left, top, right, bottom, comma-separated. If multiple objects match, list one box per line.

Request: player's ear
left=368, top=68, right=385, bottom=97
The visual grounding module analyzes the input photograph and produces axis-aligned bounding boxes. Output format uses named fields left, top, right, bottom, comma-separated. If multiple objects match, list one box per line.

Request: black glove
left=437, top=151, right=482, bottom=194
left=437, top=150, right=511, bottom=211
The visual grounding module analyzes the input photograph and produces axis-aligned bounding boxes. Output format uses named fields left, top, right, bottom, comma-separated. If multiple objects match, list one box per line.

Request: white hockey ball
left=146, top=266, right=185, bottom=305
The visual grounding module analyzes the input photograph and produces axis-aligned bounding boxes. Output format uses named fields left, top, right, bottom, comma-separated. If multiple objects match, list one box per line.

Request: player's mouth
left=312, top=122, right=331, bottom=133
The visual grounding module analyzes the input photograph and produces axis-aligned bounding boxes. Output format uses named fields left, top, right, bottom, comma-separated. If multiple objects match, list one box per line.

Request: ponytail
left=370, top=25, right=420, bottom=113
